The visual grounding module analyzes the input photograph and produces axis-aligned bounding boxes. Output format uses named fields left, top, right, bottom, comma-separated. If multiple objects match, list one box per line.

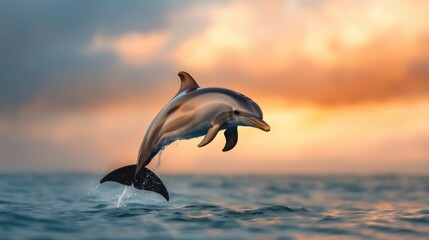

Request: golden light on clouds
left=89, top=1, right=429, bottom=73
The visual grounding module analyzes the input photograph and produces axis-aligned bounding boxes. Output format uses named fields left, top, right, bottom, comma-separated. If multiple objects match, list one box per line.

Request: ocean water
left=0, top=173, right=428, bottom=240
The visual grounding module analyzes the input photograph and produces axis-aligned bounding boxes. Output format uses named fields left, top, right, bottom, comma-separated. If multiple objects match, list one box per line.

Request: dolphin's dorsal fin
left=177, top=71, right=199, bottom=95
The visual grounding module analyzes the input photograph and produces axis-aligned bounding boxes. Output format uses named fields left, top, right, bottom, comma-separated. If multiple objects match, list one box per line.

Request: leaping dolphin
left=100, top=71, right=270, bottom=201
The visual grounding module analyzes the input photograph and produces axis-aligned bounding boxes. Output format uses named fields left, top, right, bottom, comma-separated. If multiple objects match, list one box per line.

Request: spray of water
left=87, top=183, right=100, bottom=196
left=114, top=150, right=164, bottom=206
left=116, top=186, right=128, bottom=208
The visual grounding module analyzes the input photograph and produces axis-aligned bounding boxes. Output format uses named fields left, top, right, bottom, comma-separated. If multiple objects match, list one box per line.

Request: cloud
left=173, top=1, right=429, bottom=68
left=170, top=1, right=429, bottom=105
left=88, top=31, right=169, bottom=65
left=84, top=1, right=429, bottom=106
left=0, top=0, right=195, bottom=112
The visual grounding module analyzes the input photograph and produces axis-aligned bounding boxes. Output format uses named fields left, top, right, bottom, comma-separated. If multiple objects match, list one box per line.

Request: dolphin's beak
left=246, top=116, right=270, bottom=132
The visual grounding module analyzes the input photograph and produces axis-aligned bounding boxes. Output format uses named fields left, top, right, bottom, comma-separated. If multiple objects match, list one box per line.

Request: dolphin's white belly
left=161, top=106, right=222, bottom=144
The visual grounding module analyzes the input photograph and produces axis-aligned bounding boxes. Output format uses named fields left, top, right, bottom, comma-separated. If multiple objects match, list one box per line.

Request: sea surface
left=0, top=173, right=428, bottom=240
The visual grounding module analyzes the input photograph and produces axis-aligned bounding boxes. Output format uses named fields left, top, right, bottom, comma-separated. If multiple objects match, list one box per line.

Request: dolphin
left=100, top=71, right=270, bottom=201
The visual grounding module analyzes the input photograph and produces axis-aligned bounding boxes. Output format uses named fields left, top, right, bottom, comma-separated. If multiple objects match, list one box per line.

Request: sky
left=0, top=0, right=428, bottom=174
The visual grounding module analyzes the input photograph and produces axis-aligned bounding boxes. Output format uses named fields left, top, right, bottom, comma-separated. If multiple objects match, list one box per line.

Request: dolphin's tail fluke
left=133, top=167, right=170, bottom=201
left=100, top=165, right=136, bottom=186
left=100, top=165, right=170, bottom=201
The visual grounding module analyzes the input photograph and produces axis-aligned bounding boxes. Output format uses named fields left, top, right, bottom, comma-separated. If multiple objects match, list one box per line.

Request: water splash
left=87, top=183, right=100, bottom=196
left=116, top=186, right=128, bottom=208
left=82, top=182, right=100, bottom=202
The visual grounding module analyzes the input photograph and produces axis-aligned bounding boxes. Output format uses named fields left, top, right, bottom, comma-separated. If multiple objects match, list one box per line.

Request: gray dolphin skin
left=100, top=71, right=270, bottom=201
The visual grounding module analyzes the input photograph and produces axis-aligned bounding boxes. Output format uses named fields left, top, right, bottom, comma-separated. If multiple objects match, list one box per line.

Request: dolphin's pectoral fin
left=134, top=167, right=170, bottom=201
left=222, top=127, right=238, bottom=152
left=198, top=124, right=220, bottom=147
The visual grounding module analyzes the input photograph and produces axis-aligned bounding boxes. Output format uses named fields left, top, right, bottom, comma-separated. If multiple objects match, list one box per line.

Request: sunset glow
left=1, top=1, right=428, bottom=174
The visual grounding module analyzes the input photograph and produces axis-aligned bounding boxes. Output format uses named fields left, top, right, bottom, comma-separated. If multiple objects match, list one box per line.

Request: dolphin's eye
left=233, top=110, right=240, bottom=115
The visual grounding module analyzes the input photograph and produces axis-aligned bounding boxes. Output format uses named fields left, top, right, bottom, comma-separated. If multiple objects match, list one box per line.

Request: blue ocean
left=1, top=173, right=428, bottom=239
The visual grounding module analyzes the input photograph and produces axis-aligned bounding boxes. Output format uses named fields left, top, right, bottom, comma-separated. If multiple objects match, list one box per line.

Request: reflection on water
left=0, top=174, right=428, bottom=239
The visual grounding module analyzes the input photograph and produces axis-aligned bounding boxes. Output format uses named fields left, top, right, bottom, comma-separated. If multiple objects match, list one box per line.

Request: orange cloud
left=88, top=1, right=429, bottom=106
left=174, top=1, right=429, bottom=70
left=175, top=1, right=429, bottom=105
